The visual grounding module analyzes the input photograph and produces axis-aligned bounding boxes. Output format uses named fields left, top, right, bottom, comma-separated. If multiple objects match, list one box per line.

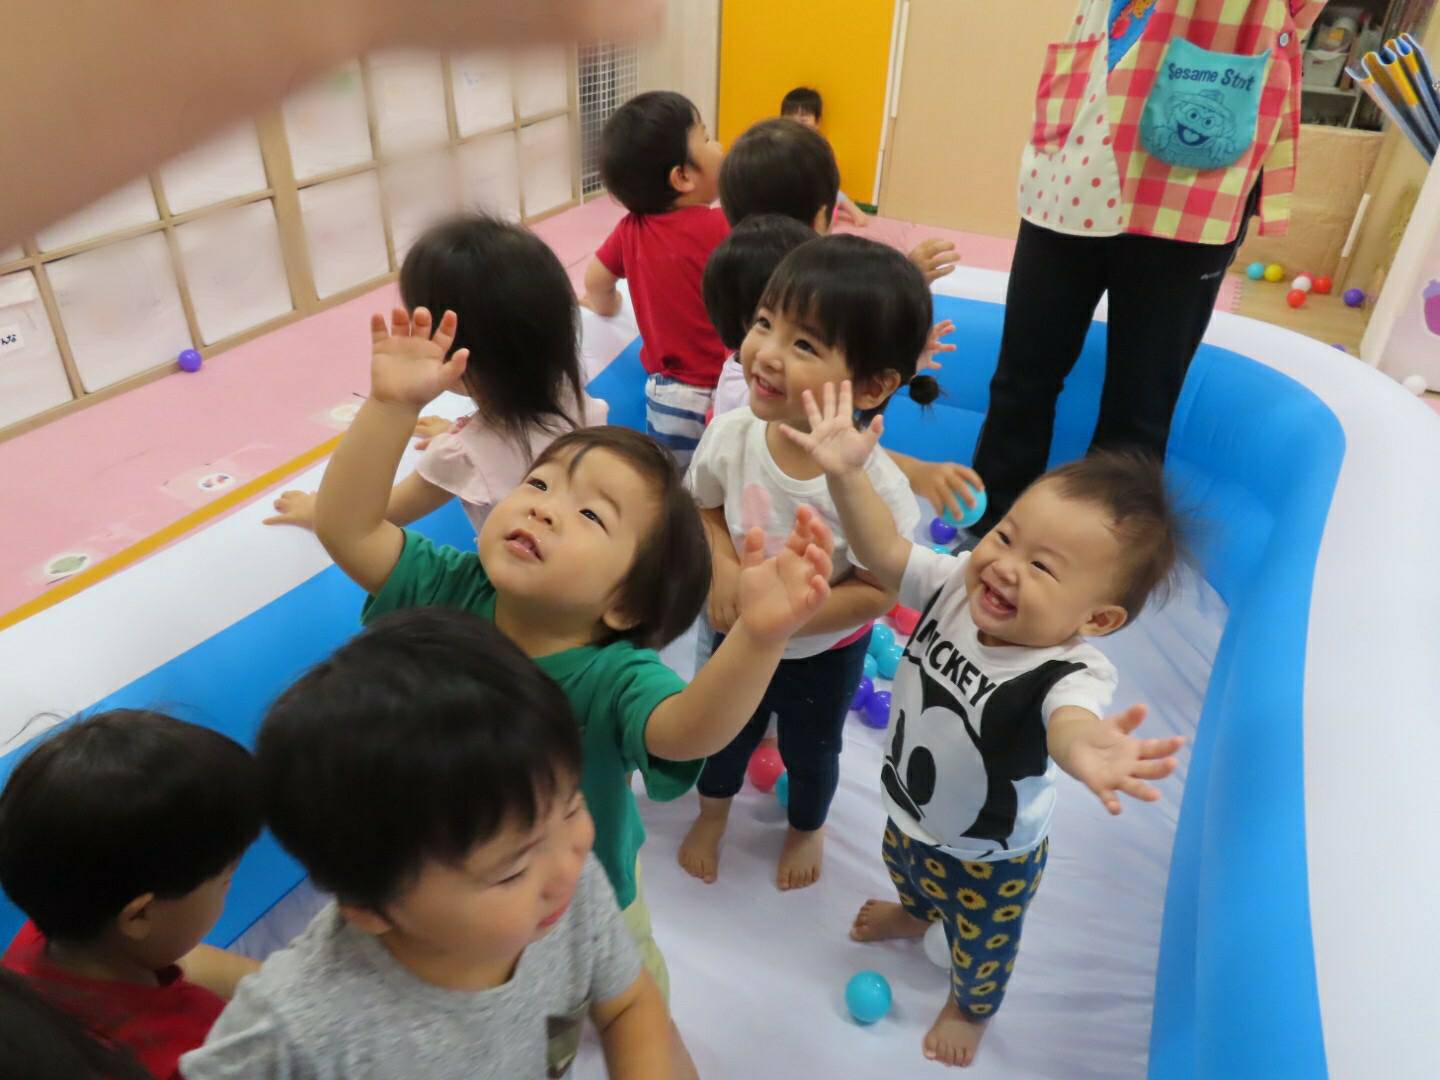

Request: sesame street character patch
left=1140, top=37, right=1270, bottom=170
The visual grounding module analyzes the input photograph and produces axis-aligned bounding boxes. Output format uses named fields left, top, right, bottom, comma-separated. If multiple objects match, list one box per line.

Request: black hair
left=258, top=609, right=582, bottom=911
left=780, top=86, right=823, bottom=121
left=0, top=711, right=261, bottom=943
left=757, top=234, right=939, bottom=419
left=599, top=90, right=701, bottom=215
left=400, top=214, right=586, bottom=459
left=530, top=426, right=710, bottom=650
left=0, top=969, right=150, bottom=1080
left=719, top=118, right=840, bottom=228
left=703, top=214, right=816, bottom=350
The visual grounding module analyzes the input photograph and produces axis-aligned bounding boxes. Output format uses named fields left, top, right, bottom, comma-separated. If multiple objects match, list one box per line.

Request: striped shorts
left=644, top=373, right=713, bottom=470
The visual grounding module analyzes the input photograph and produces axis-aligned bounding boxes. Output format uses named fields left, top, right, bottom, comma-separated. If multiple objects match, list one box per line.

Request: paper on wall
left=175, top=199, right=294, bottom=345
left=458, top=132, right=522, bottom=222
left=283, top=63, right=375, bottom=180
left=370, top=50, right=450, bottom=157
left=452, top=51, right=514, bottom=136
left=0, top=271, right=73, bottom=427
left=520, top=117, right=574, bottom=218
left=383, top=152, right=460, bottom=262
left=298, top=172, right=391, bottom=299
left=46, top=232, right=192, bottom=392
left=158, top=124, right=269, bottom=215
left=37, top=177, right=159, bottom=253
left=514, top=46, right=570, bottom=118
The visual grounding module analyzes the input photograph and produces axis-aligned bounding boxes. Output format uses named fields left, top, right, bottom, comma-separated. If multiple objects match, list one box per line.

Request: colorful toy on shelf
left=1286, top=289, right=1307, bottom=309
left=1263, top=264, right=1285, bottom=283
left=1344, top=288, right=1366, bottom=308
left=1292, top=275, right=1313, bottom=293
left=178, top=348, right=203, bottom=373
left=1246, top=261, right=1266, bottom=280
left=1313, top=275, right=1334, bottom=295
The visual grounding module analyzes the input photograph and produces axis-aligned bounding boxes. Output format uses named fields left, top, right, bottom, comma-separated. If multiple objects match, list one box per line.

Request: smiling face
left=478, top=445, right=659, bottom=640
left=964, top=481, right=1129, bottom=648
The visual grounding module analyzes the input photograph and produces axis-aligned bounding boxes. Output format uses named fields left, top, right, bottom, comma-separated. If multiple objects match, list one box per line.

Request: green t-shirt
left=361, top=531, right=700, bottom=908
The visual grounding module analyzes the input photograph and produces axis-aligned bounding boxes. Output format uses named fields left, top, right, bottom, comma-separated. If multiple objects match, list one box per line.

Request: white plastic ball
left=923, top=919, right=949, bottom=969
left=1402, top=373, right=1428, bottom=395
left=1292, top=275, right=1313, bottom=293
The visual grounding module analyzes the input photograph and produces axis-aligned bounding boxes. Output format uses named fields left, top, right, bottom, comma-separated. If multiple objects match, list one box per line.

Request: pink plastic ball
left=889, top=604, right=920, bottom=636
left=747, top=747, right=785, bottom=793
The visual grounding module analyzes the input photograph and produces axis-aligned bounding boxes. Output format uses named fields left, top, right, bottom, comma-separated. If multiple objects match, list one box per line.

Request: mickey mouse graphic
left=882, top=651, right=1087, bottom=853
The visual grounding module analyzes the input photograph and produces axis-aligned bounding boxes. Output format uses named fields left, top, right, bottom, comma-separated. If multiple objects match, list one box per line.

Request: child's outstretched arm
left=1048, top=704, right=1185, bottom=815
left=645, top=508, right=833, bottom=761
left=780, top=380, right=912, bottom=594
left=580, top=258, right=623, bottom=317
left=590, top=971, right=671, bottom=1080
left=314, top=307, right=469, bottom=594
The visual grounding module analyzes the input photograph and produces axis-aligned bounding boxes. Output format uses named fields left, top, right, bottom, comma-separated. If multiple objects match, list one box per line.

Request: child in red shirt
left=583, top=90, right=729, bottom=469
left=0, top=710, right=262, bottom=1079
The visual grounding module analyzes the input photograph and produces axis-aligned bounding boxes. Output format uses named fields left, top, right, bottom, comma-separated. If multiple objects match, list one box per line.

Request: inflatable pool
left=1, top=270, right=1434, bottom=1078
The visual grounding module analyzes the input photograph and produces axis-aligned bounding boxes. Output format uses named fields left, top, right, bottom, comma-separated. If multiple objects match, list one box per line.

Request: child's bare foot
left=923, top=997, right=987, bottom=1068
left=678, top=796, right=731, bottom=884
left=849, top=899, right=931, bottom=942
left=777, top=826, right=824, bottom=890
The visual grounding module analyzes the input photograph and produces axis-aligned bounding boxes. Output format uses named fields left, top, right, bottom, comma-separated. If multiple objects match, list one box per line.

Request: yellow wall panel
left=718, top=0, right=897, bottom=206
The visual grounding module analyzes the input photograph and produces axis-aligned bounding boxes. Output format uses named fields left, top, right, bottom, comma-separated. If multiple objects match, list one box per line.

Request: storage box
left=1304, top=48, right=1348, bottom=89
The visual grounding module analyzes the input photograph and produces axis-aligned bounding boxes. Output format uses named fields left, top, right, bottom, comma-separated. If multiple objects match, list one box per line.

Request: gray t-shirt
left=180, top=855, right=640, bottom=1080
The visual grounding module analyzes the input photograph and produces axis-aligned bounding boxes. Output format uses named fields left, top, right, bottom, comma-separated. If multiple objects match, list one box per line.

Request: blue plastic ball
left=862, top=654, right=878, bottom=681
left=876, top=642, right=904, bottom=680
left=869, top=624, right=895, bottom=657
left=942, top=486, right=987, bottom=530
left=1246, top=261, right=1266, bottom=281
left=775, top=771, right=789, bottom=809
left=863, top=690, right=892, bottom=729
left=930, top=543, right=951, bottom=555
left=928, top=516, right=958, bottom=544
left=851, top=676, right=874, bottom=711
left=178, top=348, right=203, bottom=373
left=845, top=971, right=893, bottom=1024
left=1343, top=287, right=1366, bottom=309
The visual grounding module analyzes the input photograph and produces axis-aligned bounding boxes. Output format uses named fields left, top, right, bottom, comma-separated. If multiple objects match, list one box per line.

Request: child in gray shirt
left=181, top=609, right=669, bottom=1080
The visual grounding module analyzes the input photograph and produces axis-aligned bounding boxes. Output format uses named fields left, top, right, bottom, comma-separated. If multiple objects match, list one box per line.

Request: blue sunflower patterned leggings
left=882, top=818, right=1048, bottom=1018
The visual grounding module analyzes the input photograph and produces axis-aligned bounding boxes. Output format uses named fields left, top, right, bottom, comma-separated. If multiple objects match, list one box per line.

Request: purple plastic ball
left=1343, top=288, right=1365, bottom=309
left=178, top=348, right=203, bottom=373
left=851, top=676, right=874, bottom=712
left=863, top=690, right=892, bottom=729
left=928, top=516, right=958, bottom=544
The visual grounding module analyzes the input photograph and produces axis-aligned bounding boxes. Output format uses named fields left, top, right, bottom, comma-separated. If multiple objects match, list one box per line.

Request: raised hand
left=919, top=318, right=957, bottom=371
left=780, top=381, right=882, bottom=477
left=369, top=307, right=470, bottom=409
left=734, top=509, right=834, bottom=645
left=1060, top=704, right=1185, bottom=815
left=907, top=237, right=960, bottom=283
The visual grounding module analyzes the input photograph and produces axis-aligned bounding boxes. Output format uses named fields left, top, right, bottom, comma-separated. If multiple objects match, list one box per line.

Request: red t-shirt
left=595, top=205, right=730, bottom=388
left=3, top=921, right=225, bottom=1079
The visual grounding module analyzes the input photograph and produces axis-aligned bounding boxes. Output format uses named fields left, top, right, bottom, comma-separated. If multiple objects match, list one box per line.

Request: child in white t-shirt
left=786, top=379, right=1186, bottom=1069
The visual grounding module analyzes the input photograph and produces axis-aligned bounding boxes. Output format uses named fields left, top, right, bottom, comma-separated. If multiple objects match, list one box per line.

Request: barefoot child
left=785, top=380, right=1186, bottom=1067
left=679, top=235, right=934, bottom=891
left=311, top=305, right=834, bottom=1075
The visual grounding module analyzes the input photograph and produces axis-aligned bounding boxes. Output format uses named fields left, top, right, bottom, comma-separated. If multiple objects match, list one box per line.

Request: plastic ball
left=928, top=516, right=958, bottom=544
left=178, top=348, right=203, bottom=373
left=863, top=690, right=892, bottom=729
left=1263, top=263, right=1285, bottom=283
left=930, top=544, right=951, bottom=555
left=876, top=642, right=904, bottom=680
left=1332, top=343, right=1348, bottom=353
left=862, top=654, right=878, bottom=681
left=869, top=624, right=896, bottom=657
left=1245, top=261, right=1266, bottom=280
left=923, top=920, right=950, bottom=968
left=845, top=971, right=893, bottom=1025
left=775, top=771, right=789, bottom=810
left=1402, top=373, right=1428, bottom=395
left=1343, top=288, right=1366, bottom=308
left=889, top=604, right=919, bottom=636
left=1292, top=275, right=1313, bottom=293
left=1313, top=275, right=1334, bottom=295
left=746, top=747, right=784, bottom=793
left=1286, top=289, right=1307, bottom=309
left=851, top=676, right=874, bottom=712
left=941, top=486, right=987, bottom=530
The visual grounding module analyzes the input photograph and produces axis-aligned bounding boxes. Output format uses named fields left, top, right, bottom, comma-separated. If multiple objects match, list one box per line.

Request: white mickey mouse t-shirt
left=884, top=546, right=1117, bottom=860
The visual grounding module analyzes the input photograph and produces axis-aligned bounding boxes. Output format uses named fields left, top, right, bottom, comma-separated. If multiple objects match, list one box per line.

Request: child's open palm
left=735, top=508, right=834, bottom=645
left=1062, top=704, right=1185, bottom=815
left=369, top=306, right=470, bottom=409
left=780, top=381, right=882, bottom=477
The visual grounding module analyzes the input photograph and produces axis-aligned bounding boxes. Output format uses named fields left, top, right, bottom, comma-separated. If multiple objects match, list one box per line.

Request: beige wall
left=638, top=0, right=720, bottom=129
